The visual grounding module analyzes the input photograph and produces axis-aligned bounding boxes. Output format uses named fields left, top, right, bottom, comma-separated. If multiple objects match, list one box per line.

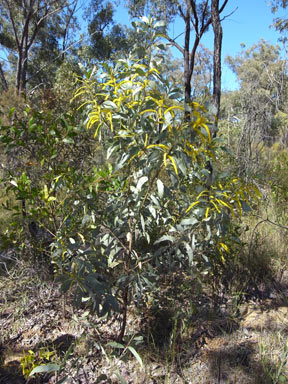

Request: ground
left=1, top=261, right=288, bottom=384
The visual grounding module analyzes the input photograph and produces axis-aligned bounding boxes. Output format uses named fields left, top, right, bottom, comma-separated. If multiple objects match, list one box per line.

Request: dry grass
left=1, top=257, right=288, bottom=383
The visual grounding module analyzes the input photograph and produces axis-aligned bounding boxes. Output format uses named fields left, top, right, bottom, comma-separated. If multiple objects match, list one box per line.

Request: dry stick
left=118, top=218, right=133, bottom=342
left=217, top=350, right=222, bottom=383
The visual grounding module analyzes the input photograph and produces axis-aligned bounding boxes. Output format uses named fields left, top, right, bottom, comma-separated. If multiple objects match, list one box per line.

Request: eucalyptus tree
left=226, top=40, right=288, bottom=176
left=85, top=0, right=129, bottom=61
left=270, top=0, right=288, bottom=34
left=127, top=0, right=229, bottom=116
left=0, top=0, right=79, bottom=93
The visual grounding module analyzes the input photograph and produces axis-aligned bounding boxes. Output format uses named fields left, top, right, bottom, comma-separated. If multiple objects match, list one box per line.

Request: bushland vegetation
left=0, top=2, right=288, bottom=383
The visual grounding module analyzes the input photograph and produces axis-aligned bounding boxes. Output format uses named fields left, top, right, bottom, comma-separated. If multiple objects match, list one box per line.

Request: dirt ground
left=1, top=263, right=288, bottom=384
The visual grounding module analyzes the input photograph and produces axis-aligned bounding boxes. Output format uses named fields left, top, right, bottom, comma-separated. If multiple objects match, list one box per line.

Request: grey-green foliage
left=191, top=44, right=213, bottom=102
left=225, top=40, right=288, bottom=176
left=127, top=0, right=179, bottom=24
left=70, top=18, right=258, bottom=339
left=270, top=0, right=288, bottom=34
left=84, top=0, right=129, bottom=61
left=0, top=0, right=79, bottom=92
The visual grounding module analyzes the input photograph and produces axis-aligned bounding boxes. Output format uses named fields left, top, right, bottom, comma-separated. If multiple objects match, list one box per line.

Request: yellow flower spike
left=144, top=134, right=148, bottom=147
left=140, top=109, right=158, bottom=116
left=205, top=207, right=210, bottom=219
left=106, top=112, right=113, bottom=131
left=215, top=198, right=235, bottom=218
left=196, top=190, right=209, bottom=199
left=218, top=248, right=226, bottom=264
left=202, top=123, right=211, bottom=144
left=146, top=144, right=169, bottom=150
left=235, top=196, right=242, bottom=218
left=164, top=106, right=185, bottom=114
left=163, top=152, right=167, bottom=167
left=219, top=242, right=230, bottom=253
left=210, top=200, right=221, bottom=213
left=186, top=201, right=201, bottom=213
left=168, top=155, right=178, bottom=175
left=94, top=123, right=102, bottom=138
left=149, top=67, right=160, bottom=75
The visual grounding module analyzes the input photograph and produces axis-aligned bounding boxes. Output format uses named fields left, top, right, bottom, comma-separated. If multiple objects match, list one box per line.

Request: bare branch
left=219, top=0, right=229, bottom=14
left=163, top=34, right=184, bottom=55
left=3, top=0, right=21, bottom=50
left=190, top=0, right=199, bottom=34
left=220, top=7, right=238, bottom=22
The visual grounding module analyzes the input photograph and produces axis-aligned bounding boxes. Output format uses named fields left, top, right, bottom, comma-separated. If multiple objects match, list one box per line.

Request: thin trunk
left=118, top=287, right=128, bottom=342
left=183, top=8, right=191, bottom=106
left=21, top=44, right=29, bottom=93
left=206, top=0, right=226, bottom=188
left=0, top=63, right=8, bottom=91
left=62, top=0, right=78, bottom=60
left=16, top=52, right=23, bottom=92
left=211, top=0, right=223, bottom=130
left=189, top=35, right=200, bottom=95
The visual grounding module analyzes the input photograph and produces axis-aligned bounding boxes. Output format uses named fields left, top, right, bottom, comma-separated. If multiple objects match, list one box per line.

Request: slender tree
left=0, top=0, right=78, bottom=93
left=128, top=0, right=229, bottom=107
left=211, top=0, right=227, bottom=125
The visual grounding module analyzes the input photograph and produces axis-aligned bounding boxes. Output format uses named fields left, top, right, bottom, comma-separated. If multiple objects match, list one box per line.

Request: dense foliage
left=0, top=19, right=260, bottom=342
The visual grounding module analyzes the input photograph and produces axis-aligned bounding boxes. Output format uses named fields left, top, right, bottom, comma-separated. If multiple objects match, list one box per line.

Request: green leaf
left=140, top=214, right=145, bottom=234
left=180, top=217, right=198, bottom=226
left=9, top=107, right=15, bottom=118
left=154, top=20, right=166, bottom=28
left=157, top=179, right=164, bottom=198
left=127, top=346, right=143, bottom=368
left=140, top=16, right=149, bottom=24
left=107, top=341, right=125, bottom=349
left=136, top=176, right=148, bottom=191
left=102, top=101, right=117, bottom=110
left=63, top=137, right=74, bottom=144
left=183, top=242, right=193, bottom=267
left=43, top=184, right=49, bottom=199
left=10, top=180, right=18, bottom=187
left=154, top=235, right=175, bottom=244
left=29, top=363, right=60, bottom=377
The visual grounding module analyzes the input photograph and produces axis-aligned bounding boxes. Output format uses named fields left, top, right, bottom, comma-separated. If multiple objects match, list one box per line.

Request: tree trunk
left=211, top=0, right=224, bottom=128
left=16, top=51, right=23, bottom=92
left=183, top=8, right=191, bottom=107
left=21, top=42, right=29, bottom=93
left=0, top=62, right=8, bottom=91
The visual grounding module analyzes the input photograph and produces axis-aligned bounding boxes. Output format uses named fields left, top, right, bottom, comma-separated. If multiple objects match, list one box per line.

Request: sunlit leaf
left=157, top=179, right=164, bottom=198
left=29, top=364, right=60, bottom=377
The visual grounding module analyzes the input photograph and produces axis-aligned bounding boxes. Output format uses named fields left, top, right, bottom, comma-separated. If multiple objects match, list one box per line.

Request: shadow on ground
left=207, top=340, right=280, bottom=384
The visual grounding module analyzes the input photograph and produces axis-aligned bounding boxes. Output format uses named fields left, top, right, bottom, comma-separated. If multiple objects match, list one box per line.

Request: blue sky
left=113, top=0, right=288, bottom=90
left=1, top=0, right=286, bottom=91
